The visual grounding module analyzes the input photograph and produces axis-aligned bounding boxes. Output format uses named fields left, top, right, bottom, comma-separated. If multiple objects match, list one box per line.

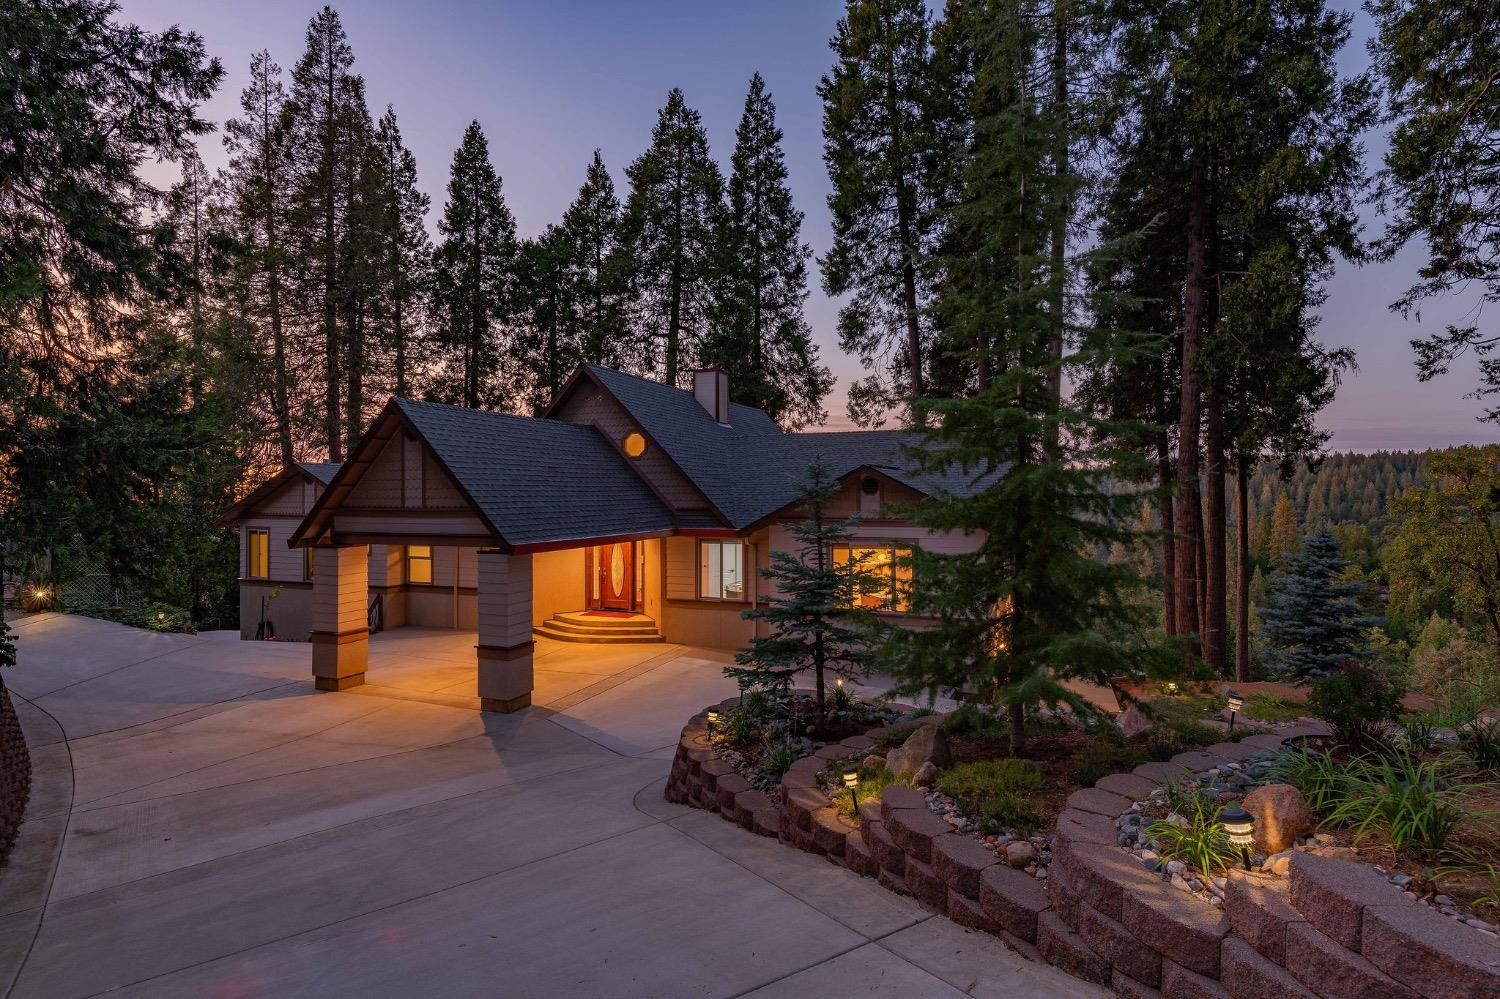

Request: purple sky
left=122, top=0, right=1495, bottom=451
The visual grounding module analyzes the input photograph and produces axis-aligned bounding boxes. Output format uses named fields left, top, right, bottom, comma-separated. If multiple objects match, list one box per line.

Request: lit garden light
left=1166, top=681, right=1179, bottom=696
left=1225, top=689, right=1244, bottom=734
left=706, top=709, right=719, bottom=736
left=1220, top=804, right=1255, bottom=871
left=842, top=765, right=859, bottom=816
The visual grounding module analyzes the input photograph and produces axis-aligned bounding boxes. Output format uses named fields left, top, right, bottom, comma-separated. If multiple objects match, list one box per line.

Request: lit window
left=304, top=548, right=315, bottom=582
left=699, top=539, right=746, bottom=601
left=623, top=432, right=646, bottom=458
left=833, top=542, right=913, bottom=612
left=247, top=529, right=269, bottom=579
left=407, top=544, right=433, bottom=584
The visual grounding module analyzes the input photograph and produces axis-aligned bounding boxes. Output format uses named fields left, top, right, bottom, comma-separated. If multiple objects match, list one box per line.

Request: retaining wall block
left=979, top=863, right=1050, bottom=943
left=1360, top=902, right=1500, bottom=999
left=1036, top=911, right=1110, bottom=986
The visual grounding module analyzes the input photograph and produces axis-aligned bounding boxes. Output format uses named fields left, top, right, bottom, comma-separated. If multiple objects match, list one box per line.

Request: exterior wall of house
left=531, top=546, right=585, bottom=625
left=551, top=382, right=712, bottom=513
left=400, top=544, right=478, bottom=630
left=659, top=535, right=757, bottom=651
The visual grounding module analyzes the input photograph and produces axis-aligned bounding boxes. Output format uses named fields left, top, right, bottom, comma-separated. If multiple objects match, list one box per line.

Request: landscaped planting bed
left=666, top=697, right=1500, bottom=998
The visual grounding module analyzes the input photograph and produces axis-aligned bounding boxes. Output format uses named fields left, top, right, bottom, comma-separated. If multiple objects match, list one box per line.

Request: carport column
left=310, top=544, right=369, bottom=691
left=476, top=549, right=533, bottom=713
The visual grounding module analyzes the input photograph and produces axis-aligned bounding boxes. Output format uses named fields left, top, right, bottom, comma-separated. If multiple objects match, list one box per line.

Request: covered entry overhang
left=285, top=397, right=718, bottom=712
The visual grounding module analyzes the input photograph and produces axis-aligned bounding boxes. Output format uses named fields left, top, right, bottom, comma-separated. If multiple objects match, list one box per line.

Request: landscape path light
left=1225, top=689, right=1244, bottom=734
left=1220, top=803, right=1255, bottom=871
left=706, top=709, right=718, bottom=737
left=842, top=765, right=859, bottom=818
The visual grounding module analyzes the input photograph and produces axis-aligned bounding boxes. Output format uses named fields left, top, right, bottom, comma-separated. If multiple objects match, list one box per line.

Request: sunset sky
left=123, top=0, right=1495, bottom=451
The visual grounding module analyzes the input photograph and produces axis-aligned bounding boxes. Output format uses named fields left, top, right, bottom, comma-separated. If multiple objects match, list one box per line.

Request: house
left=216, top=364, right=984, bottom=712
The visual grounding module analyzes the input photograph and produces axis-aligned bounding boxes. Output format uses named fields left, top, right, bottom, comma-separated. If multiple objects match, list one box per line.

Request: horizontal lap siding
left=313, top=546, right=368, bottom=634
left=665, top=537, right=697, bottom=600
left=477, top=552, right=532, bottom=648
left=243, top=520, right=305, bottom=582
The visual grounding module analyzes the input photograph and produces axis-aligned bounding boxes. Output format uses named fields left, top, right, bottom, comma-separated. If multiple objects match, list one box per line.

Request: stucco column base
left=477, top=641, right=533, bottom=713
left=311, top=628, right=368, bottom=690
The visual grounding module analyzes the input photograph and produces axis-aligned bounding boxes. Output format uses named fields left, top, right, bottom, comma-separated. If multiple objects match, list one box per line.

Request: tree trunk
left=1235, top=454, right=1251, bottom=681
left=1158, top=438, right=1177, bottom=635
left=266, top=172, right=293, bottom=466
left=1204, top=390, right=1226, bottom=673
left=1175, top=164, right=1205, bottom=661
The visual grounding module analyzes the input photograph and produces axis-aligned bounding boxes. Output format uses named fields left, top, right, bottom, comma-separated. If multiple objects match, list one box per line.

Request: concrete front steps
left=533, top=610, right=664, bottom=644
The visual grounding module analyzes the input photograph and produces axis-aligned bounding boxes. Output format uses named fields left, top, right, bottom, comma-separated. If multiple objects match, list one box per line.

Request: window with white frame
left=698, top=539, right=747, bottom=601
left=247, top=529, right=270, bottom=579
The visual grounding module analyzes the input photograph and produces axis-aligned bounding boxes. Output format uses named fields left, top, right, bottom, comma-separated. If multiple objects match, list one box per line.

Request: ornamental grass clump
left=1460, top=718, right=1500, bottom=773
left=1265, top=748, right=1368, bottom=813
left=1324, top=752, right=1483, bottom=858
left=1146, top=791, right=1237, bottom=878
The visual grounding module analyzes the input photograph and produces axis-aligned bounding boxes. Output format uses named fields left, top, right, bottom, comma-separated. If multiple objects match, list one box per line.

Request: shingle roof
left=579, top=365, right=992, bottom=528
left=394, top=397, right=676, bottom=547
left=296, top=461, right=341, bottom=485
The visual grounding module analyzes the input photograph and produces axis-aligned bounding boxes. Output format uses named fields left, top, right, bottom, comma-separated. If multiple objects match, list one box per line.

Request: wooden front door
left=587, top=542, right=634, bottom=611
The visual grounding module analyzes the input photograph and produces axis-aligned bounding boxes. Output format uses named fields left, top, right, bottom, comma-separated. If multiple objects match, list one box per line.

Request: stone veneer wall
left=0, top=682, right=32, bottom=866
left=666, top=699, right=1500, bottom=999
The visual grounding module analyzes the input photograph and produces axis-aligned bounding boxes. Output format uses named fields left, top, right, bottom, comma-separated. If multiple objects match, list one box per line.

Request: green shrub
left=936, top=759, right=1043, bottom=800
left=978, top=794, right=1041, bottom=834
left=1129, top=720, right=1223, bottom=761
left=1071, top=744, right=1147, bottom=787
left=1146, top=794, right=1237, bottom=878
left=1307, top=662, right=1405, bottom=751
left=838, top=765, right=909, bottom=817
left=1460, top=719, right=1500, bottom=773
left=1242, top=693, right=1303, bottom=723
left=1402, top=715, right=1437, bottom=752
left=1324, top=752, right=1481, bottom=857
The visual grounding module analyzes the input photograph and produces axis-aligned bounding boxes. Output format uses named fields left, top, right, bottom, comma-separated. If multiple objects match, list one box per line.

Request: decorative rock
left=1006, top=840, right=1036, bottom=869
left=1241, top=783, right=1315, bottom=855
left=862, top=753, right=886, bottom=771
left=1119, top=702, right=1155, bottom=736
left=885, top=724, right=952, bottom=775
left=912, top=760, right=939, bottom=787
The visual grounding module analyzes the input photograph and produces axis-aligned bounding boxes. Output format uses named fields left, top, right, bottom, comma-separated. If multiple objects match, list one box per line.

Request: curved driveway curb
left=0, top=691, right=73, bottom=997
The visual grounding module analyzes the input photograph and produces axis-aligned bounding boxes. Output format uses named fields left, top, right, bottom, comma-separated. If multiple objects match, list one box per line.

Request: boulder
left=886, top=724, right=952, bottom=775
left=1006, top=840, right=1036, bottom=869
left=862, top=754, right=887, bottom=772
left=912, top=761, right=939, bottom=787
left=1242, top=783, right=1316, bottom=855
left=1119, top=702, right=1156, bottom=737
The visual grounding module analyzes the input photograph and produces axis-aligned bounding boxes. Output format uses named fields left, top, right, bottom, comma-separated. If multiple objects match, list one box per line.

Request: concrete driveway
left=0, top=612, right=1100, bottom=998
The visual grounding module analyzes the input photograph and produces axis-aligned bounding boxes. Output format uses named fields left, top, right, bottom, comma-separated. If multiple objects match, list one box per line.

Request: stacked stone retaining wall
left=0, top=683, right=32, bottom=866
left=666, top=699, right=1500, bottom=998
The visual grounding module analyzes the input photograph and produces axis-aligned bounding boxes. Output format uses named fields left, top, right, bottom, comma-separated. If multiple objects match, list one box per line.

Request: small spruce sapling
left=727, top=458, right=887, bottom=720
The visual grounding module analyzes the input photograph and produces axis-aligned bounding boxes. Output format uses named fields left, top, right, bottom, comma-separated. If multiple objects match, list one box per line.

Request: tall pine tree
left=432, top=121, right=519, bottom=409
left=704, top=73, right=832, bottom=430
left=882, top=0, right=1151, bottom=755
left=371, top=106, right=432, bottom=400
left=618, top=89, right=723, bottom=385
left=561, top=150, right=627, bottom=371
left=819, top=0, right=937, bottom=422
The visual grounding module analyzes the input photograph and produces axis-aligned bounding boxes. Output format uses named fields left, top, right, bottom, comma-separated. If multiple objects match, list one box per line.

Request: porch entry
left=585, top=541, right=638, bottom=612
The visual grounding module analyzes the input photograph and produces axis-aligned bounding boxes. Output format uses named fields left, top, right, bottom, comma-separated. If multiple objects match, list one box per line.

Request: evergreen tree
left=432, top=121, right=519, bottom=409
left=517, top=224, right=576, bottom=412
left=0, top=0, right=221, bottom=656
left=728, top=459, right=886, bottom=717
left=371, top=106, right=431, bottom=400
left=221, top=50, right=297, bottom=464
left=560, top=150, right=627, bottom=370
left=1269, top=493, right=1300, bottom=568
left=819, top=0, right=937, bottom=421
left=1258, top=528, right=1374, bottom=680
left=881, top=0, right=1152, bottom=755
left=336, top=87, right=382, bottom=446
left=618, top=89, right=723, bottom=385
left=704, top=73, right=833, bottom=430
left=286, top=5, right=367, bottom=459
left=1368, top=0, right=1500, bottom=421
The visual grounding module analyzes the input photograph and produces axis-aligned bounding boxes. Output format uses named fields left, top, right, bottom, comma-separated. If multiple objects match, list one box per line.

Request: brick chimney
left=691, top=369, right=730, bottom=424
